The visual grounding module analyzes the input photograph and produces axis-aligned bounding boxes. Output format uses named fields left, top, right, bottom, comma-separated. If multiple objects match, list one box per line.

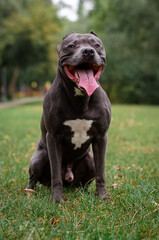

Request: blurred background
left=0, top=0, right=159, bottom=104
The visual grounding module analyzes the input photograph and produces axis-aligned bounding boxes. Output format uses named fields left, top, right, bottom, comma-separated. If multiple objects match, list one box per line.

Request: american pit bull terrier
left=26, top=31, right=111, bottom=202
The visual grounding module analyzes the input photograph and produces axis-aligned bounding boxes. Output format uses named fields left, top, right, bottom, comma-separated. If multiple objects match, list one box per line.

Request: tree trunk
left=1, top=66, right=7, bottom=101
left=8, top=66, right=19, bottom=99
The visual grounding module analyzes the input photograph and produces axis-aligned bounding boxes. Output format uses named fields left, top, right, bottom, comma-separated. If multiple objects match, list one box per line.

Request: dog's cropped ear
left=62, top=32, right=75, bottom=40
left=57, top=32, right=75, bottom=55
left=63, top=32, right=75, bottom=40
left=90, top=30, right=98, bottom=37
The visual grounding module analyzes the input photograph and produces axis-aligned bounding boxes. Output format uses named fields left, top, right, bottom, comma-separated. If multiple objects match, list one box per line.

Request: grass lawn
left=0, top=102, right=158, bottom=239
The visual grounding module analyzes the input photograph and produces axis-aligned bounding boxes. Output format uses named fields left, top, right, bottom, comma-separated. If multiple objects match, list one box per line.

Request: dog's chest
left=63, top=119, right=93, bottom=150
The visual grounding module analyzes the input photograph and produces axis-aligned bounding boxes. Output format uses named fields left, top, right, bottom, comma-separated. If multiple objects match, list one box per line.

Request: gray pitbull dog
left=26, top=31, right=111, bottom=202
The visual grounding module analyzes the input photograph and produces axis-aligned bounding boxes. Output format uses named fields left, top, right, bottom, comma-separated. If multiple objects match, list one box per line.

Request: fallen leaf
left=23, top=189, right=36, bottom=194
left=36, top=232, right=40, bottom=240
left=112, top=184, right=117, bottom=189
left=63, top=197, right=68, bottom=201
left=26, top=134, right=31, bottom=138
left=114, top=174, right=123, bottom=179
left=22, top=189, right=37, bottom=199
left=131, top=181, right=136, bottom=185
left=50, top=217, right=60, bottom=227
left=151, top=200, right=159, bottom=206
left=118, top=174, right=123, bottom=178
left=13, top=153, right=20, bottom=163
left=117, top=166, right=121, bottom=171
left=19, top=225, right=24, bottom=231
left=4, top=135, right=11, bottom=140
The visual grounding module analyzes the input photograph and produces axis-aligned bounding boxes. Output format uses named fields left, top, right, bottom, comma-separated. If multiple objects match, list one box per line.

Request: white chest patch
left=74, top=87, right=84, bottom=96
left=64, top=119, right=93, bottom=150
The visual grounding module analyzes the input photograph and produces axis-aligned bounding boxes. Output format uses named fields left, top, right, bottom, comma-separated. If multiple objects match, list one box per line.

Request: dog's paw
left=101, top=192, right=111, bottom=200
left=50, top=189, right=64, bottom=203
left=95, top=189, right=111, bottom=200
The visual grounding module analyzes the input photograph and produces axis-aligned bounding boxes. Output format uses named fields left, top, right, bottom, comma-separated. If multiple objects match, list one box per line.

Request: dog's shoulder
left=93, top=86, right=111, bottom=111
left=92, top=87, right=111, bottom=130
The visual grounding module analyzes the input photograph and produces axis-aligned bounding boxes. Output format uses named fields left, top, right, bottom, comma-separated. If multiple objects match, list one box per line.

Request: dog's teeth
left=75, top=71, right=78, bottom=78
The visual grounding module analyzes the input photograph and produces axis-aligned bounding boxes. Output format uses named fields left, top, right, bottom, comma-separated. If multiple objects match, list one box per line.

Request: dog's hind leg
left=73, top=151, right=96, bottom=187
left=26, top=140, right=50, bottom=189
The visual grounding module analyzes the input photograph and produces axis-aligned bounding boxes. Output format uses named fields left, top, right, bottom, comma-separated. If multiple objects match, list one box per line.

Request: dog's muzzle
left=64, top=62, right=103, bottom=96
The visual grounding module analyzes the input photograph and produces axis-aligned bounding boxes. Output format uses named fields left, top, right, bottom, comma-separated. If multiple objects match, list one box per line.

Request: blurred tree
left=85, top=0, right=159, bottom=103
left=0, top=0, right=63, bottom=99
left=62, top=0, right=92, bottom=35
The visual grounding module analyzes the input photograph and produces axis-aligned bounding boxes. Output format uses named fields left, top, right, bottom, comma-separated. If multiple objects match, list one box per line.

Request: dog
left=26, top=31, right=111, bottom=202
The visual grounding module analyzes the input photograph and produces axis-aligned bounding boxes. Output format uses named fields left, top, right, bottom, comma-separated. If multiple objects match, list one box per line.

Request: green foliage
left=84, top=0, right=159, bottom=103
left=1, top=0, right=159, bottom=103
left=0, top=103, right=159, bottom=239
left=0, top=0, right=63, bottom=98
left=0, top=0, right=62, bottom=66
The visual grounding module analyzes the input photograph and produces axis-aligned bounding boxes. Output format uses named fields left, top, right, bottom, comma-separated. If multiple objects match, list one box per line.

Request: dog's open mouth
left=64, top=63, right=103, bottom=96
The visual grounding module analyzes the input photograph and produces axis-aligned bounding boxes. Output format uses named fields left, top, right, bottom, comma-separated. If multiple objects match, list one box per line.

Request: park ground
left=0, top=102, right=159, bottom=239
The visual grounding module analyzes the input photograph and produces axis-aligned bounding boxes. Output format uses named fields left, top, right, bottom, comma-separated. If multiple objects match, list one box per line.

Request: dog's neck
left=57, top=69, right=90, bottom=113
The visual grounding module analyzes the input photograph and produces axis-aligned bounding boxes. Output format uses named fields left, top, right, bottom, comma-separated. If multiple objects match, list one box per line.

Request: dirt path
left=0, top=96, right=43, bottom=109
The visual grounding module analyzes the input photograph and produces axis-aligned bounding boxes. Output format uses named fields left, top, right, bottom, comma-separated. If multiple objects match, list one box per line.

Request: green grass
left=0, top=102, right=159, bottom=239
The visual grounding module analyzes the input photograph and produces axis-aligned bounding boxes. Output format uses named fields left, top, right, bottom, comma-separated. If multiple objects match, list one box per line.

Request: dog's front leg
left=92, top=134, right=111, bottom=199
left=46, top=133, right=63, bottom=202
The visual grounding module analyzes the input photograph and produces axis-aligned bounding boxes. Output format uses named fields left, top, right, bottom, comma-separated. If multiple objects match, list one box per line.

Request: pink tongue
left=77, top=69, right=99, bottom=96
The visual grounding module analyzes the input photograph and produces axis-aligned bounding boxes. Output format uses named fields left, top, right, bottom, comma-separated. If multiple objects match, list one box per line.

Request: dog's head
left=57, top=31, right=106, bottom=96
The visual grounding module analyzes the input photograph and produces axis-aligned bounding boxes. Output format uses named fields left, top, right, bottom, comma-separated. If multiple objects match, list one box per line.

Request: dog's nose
left=82, top=48, right=95, bottom=58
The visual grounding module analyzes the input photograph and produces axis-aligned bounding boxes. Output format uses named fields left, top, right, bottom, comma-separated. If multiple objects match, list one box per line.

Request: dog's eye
left=68, top=45, right=75, bottom=49
left=94, top=44, right=101, bottom=49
